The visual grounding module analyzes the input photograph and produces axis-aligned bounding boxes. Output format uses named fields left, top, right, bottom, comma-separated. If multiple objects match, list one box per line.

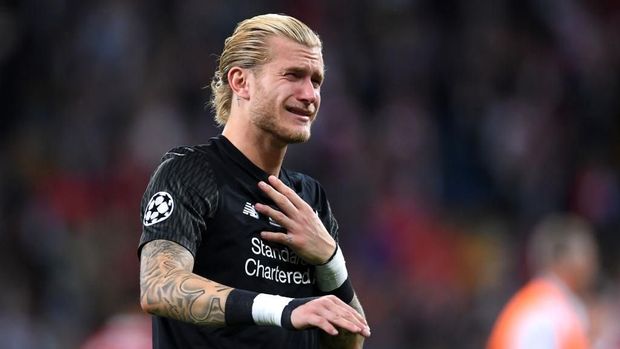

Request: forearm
left=314, top=244, right=367, bottom=348
left=348, top=294, right=365, bottom=318
left=139, top=239, right=232, bottom=326
left=140, top=239, right=369, bottom=339
left=141, top=268, right=232, bottom=326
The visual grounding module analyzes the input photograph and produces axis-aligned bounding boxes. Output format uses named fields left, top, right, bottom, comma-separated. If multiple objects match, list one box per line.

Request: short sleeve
left=312, top=181, right=339, bottom=244
left=514, top=315, right=557, bottom=349
left=322, top=198, right=339, bottom=243
left=138, top=152, right=218, bottom=256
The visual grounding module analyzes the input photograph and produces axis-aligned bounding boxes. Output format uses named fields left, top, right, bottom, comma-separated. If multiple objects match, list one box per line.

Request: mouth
left=285, top=106, right=314, bottom=120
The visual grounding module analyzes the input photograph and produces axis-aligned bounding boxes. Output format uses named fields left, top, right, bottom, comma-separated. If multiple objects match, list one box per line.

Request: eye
left=284, top=72, right=301, bottom=79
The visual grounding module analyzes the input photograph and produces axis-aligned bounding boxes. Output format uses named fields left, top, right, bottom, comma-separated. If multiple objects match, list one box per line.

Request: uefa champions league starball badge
left=144, top=191, right=174, bottom=226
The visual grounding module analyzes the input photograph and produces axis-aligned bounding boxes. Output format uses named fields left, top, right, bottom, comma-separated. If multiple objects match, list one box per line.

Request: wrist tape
left=315, top=245, right=354, bottom=303
left=225, top=289, right=315, bottom=329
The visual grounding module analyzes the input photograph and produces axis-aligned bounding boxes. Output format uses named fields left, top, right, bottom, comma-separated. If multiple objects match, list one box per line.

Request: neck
left=546, top=266, right=581, bottom=295
left=222, top=120, right=287, bottom=176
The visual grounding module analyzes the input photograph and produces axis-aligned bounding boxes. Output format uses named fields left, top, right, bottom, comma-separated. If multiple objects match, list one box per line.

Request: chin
left=276, top=128, right=311, bottom=144
left=281, top=132, right=310, bottom=144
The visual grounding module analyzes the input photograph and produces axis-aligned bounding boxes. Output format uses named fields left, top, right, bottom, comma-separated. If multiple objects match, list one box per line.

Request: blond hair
left=209, top=14, right=322, bottom=126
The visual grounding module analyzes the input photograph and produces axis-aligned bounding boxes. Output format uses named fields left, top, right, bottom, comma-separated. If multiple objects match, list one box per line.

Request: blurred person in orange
left=487, top=214, right=598, bottom=349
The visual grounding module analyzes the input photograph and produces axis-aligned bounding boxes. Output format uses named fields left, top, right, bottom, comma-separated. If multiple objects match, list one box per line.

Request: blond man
left=138, top=14, right=369, bottom=349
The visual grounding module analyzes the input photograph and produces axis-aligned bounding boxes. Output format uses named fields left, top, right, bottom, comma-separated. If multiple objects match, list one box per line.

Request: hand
left=255, top=175, right=336, bottom=265
left=291, top=295, right=371, bottom=337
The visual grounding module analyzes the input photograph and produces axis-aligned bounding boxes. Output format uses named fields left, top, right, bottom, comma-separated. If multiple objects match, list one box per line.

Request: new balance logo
left=243, top=202, right=259, bottom=219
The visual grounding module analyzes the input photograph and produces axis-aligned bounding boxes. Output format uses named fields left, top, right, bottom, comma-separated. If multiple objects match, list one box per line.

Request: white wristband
left=315, top=245, right=348, bottom=292
left=251, top=293, right=292, bottom=326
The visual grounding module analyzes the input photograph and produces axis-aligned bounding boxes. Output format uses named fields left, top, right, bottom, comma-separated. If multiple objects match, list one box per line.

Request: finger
left=344, top=306, right=368, bottom=328
left=322, top=298, right=370, bottom=335
left=340, top=310, right=370, bottom=337
left=336, top=308, right=366, bottom=329
left=320, top=308, right=361, bottom=333
left=325, top=296, right=368, bottom=326
left=260, top=231, right=293, bottom=246
left=258, top=181, right=297, bottom=215
left=267, top=175, right=309, bottom=210
left=345, top=309, right=370, bottom=334
left=309, top=315, right=339, bottom=336
left=254, top=203, right=292, bottom=228
left=322, top=308, right=366, bottom=335
left=341, top=314, right=370, bottom=337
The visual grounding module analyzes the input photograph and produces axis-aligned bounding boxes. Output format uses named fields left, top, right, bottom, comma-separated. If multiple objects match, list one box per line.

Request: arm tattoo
left=140, top=239, right=232, bottom=326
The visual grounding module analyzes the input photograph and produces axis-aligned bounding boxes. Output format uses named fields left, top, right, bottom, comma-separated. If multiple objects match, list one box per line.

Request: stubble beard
left=249, top=95, right=311, bottom=145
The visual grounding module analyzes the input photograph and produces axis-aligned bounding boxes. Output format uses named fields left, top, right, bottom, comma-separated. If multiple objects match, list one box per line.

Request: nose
left=298, top=77, right=318, bottom=105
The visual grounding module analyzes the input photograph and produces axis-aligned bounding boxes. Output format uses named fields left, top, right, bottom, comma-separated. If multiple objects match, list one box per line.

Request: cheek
left=575, top=253, right=597, bottom=277
left=262, top=88, right=283, bottom=108
left=273, top=86, right=290, bottom=104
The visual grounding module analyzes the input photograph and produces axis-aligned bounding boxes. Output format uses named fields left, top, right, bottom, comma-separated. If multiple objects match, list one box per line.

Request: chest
left=193, top=172, right=318, bottom=297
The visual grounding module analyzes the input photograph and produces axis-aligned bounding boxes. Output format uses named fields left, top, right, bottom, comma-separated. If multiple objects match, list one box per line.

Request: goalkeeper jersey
left=138, top=135, right=339, bottom=349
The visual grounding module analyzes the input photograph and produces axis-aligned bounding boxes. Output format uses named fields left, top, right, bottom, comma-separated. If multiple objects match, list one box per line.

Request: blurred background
left=1, top=0, right=619, bottom=348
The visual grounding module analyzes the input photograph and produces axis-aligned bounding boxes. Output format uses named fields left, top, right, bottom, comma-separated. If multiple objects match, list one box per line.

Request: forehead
left=265, top=36, right=324, bottom=72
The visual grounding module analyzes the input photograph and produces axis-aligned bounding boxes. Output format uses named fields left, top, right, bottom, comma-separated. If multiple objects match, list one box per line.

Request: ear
left=228, top=67, right=250, bottom=100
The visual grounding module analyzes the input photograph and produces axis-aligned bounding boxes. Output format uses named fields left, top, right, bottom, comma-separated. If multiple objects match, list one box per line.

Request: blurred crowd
left=1, top=0, right=619, bottom=348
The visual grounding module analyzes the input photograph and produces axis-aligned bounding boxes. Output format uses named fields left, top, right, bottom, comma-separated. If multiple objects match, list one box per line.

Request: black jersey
left=138, top=135, right=339, bottom=349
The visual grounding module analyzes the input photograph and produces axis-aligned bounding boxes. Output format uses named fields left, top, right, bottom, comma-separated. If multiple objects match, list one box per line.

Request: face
left=248, top=36, right=324, bottom=144
left=567, top=235, right=598, bottom=292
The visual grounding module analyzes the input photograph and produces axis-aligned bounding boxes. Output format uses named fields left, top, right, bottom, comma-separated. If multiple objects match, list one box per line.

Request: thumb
left=260, top=231, right=292, bottom=246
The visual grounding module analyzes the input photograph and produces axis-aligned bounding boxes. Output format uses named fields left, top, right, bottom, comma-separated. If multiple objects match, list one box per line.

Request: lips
left=285, top=105, right=314, bottom=118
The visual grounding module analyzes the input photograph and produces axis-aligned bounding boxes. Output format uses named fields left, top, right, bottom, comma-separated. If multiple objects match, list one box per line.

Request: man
left=487, top=214, right=598, bottom=349
left=138, top=14, right=370, bottom=349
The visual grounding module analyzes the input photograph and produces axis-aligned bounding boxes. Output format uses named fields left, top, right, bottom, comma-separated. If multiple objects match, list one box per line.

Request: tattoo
left=140, top=240, right=232, bottom=326
left=349, top=295, right=365, bottom=319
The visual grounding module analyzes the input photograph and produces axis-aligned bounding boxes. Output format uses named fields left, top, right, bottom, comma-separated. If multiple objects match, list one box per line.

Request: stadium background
left=1, top=0, right=619, bottom=348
